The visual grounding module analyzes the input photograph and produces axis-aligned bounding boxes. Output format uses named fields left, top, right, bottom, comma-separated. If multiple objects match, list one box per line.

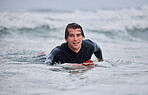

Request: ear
left=65, top=39, right=68, bottom=42
left=82, top=36, right=84, bottom=40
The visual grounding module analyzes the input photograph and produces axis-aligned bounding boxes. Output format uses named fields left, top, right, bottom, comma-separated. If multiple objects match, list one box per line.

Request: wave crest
left=0, top=6, right=148, bottom=41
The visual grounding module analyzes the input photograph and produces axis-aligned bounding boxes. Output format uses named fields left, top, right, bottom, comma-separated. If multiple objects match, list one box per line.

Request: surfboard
left=57, top=60, right=98, bottom=72
left=66, top=60, right=97, bottom=66
left=36, top=52, right=99, bottom=73
left=36, top=52, right=97, bottom=66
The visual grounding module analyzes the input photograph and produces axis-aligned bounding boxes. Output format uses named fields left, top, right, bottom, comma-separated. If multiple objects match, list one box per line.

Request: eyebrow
left=77, top=29, right=81, bottom=32
left=69, top=32, right=82, bottom=35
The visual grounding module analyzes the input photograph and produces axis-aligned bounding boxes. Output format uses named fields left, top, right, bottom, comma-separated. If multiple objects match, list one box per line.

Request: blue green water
left=0, top=6, right=148, bottom=95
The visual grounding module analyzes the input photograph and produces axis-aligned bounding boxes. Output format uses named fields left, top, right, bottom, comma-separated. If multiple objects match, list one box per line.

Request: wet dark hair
left=65, top=23, right=85, bottom=39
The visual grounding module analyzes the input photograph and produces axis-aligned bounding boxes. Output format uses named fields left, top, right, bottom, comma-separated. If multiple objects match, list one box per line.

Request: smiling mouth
left=73, top=42, right=79, bottom=45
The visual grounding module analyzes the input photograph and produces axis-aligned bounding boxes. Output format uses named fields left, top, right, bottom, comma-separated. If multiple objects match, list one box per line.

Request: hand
left=82, top=60, right=95, bottom=66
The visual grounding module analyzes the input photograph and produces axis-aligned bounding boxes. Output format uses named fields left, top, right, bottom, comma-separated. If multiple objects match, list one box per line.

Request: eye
left=77, top=34, right=81, bottom=37
left=69, top=34, right=74, bottom=37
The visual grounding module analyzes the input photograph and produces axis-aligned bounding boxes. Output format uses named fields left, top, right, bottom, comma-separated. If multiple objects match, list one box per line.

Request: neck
left=72, top=47, right=81, bottom=53
left=67, top=44, right=81, bottom=53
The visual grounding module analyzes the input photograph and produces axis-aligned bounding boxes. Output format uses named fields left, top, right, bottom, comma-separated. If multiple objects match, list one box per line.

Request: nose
left=73, top=35, right=78, bottom=40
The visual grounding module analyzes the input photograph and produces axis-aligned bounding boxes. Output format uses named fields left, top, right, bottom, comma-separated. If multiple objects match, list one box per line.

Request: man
left=45, top=23, right=103, bottom=65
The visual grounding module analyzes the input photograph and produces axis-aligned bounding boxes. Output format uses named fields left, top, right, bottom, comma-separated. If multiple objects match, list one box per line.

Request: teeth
left=73, top=42, right=79, bottom=44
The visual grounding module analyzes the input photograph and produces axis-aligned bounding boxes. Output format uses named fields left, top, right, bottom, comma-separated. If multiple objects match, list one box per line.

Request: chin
left=74, top=46, right=80, bottom=50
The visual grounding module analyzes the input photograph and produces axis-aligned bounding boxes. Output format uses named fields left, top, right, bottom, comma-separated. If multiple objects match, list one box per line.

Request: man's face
left=66, top=28, right=84, bottom=53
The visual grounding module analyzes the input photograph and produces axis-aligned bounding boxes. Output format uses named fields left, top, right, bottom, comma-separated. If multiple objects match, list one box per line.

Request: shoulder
left=56, top=42, right=67, bottom=50
left=84, top=39, right=100, bottom=46
left=83, top=39, right=101, bottom=51
left=82, top=39, right=95, bottom=50
left=83, top=39, right=95, bottom=46
left=50, top=42, right=65, bottom=53
left=50, top=47, right=61, bottom=56
left=52, top=42, right=67, bottom=53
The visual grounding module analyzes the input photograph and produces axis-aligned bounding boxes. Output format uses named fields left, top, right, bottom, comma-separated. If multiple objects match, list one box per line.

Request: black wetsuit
left=45, top=39, right=103, bottom=65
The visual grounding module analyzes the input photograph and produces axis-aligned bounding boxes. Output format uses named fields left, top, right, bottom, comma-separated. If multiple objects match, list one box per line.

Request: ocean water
left=0, top=6, right=148, bottom=95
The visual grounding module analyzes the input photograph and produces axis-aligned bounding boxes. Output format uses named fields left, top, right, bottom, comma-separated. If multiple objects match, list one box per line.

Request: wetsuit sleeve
left=92, top=41, right=103, bottom=62
left=45, top=47, right=61, bottom=65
